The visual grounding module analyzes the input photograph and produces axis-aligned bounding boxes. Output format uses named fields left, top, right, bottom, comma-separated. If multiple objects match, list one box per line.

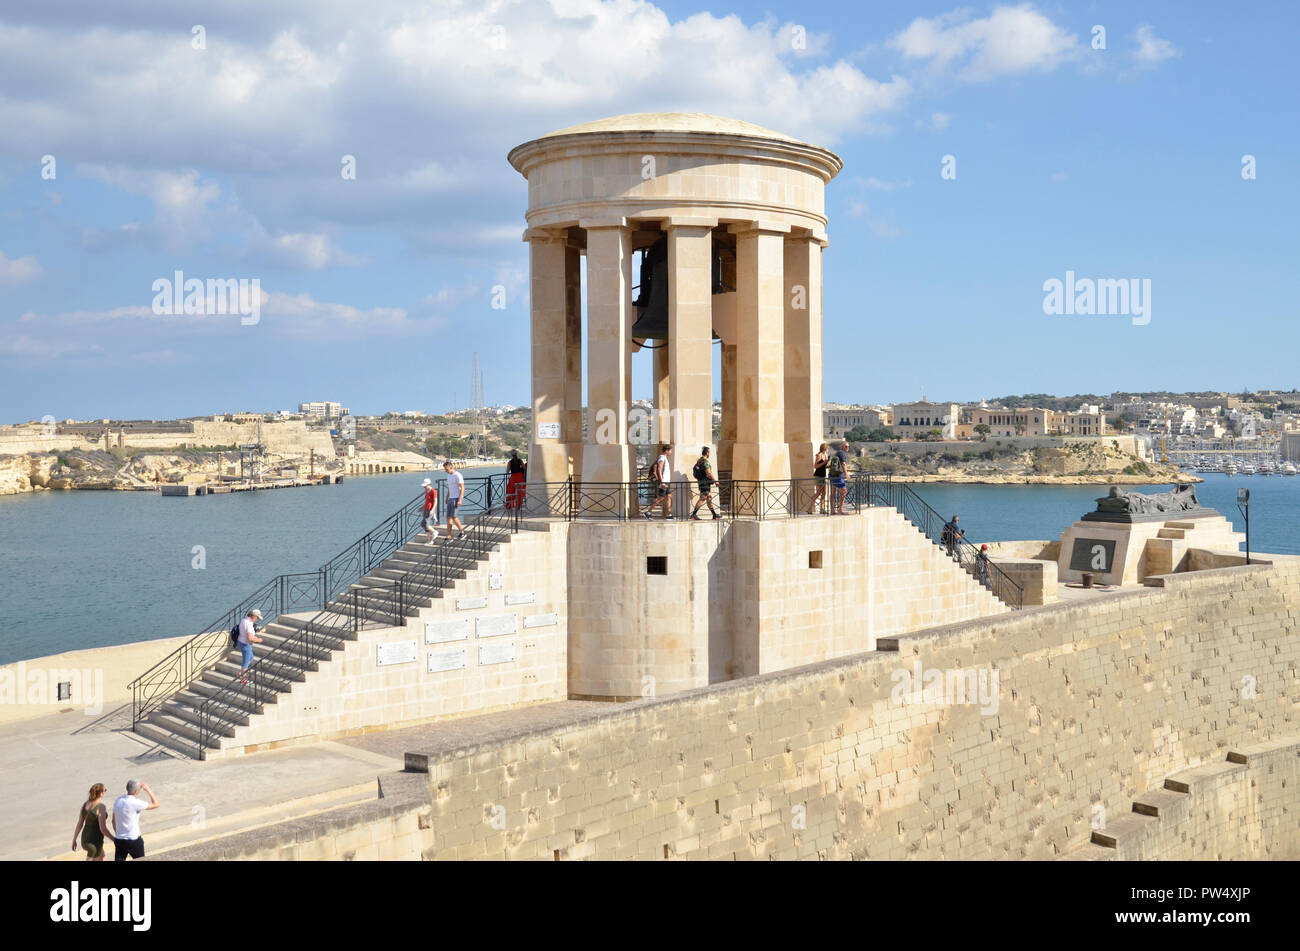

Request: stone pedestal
left=1056, top=512, right=1245, bottom=586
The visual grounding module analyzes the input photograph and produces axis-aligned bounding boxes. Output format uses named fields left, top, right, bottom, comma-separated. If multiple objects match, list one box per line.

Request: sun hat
left=422, top=478, right=432, bottom=486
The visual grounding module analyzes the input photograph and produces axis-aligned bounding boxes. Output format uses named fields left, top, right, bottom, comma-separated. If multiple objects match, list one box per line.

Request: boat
left=1222, top=461, right=1238, bottom=475
left=1283, top=462, right=1298, bottom=476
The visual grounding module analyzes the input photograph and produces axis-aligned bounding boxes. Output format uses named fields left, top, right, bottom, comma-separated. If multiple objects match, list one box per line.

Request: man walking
left=643, top=445, right=673, bottom=519
left=942, top=514, right=965, bottom=559
left=237, top=608, right=263, bottom=684
left=829, top=441, right=849, bottom=513
left=421, top=477, right=438, bottom=543
left=112, top=779, right=159, bottom=862
left=689, top=446, right=720, bottom=519
left=443, top=460, right=466, bottom=541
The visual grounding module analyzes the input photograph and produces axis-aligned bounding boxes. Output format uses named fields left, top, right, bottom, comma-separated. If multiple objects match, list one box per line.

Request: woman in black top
left=808, top=442, right=830, bottom=514
left=505, top=450, right=526, bottom=509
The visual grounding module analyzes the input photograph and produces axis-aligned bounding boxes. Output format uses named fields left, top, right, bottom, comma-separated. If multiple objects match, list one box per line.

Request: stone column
left=580, top=219, right=635, bottom=484
left=718, top=344, right=737, bottom=475
left=653, top=342, right=670, bottom=448
left=730, top=221, right=791, bottom=483
left=526, top=229, right=583, bottom=484
left=666, top=220, right=716, bottom=480
left=784, top=231, right=825, bottom=502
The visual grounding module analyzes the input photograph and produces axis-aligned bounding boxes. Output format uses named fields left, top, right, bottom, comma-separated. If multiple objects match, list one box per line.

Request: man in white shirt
left=237, top=608, right=264, bottom=684
left=443, top=461, right=466, bottom=541
left=642, top=445, right=674, bottom=520
left=112, top=779, right=159, bottom=861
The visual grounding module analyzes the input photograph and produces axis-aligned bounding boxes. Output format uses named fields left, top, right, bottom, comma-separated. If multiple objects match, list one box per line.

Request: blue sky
left=0, top=0, right=1296, bottom=422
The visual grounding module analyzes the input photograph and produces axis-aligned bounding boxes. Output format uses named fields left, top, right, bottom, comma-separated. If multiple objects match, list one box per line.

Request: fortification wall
left=155, top=558, right=1300, bottom=860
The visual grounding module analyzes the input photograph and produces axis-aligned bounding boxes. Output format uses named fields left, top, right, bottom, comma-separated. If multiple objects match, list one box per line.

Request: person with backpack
left=942, top=515, right=965, bottom=559
left=689, top=446, right=720, bottom=520
left=829, top=441, right=849, bottom=513
left=808, top=442, right=830, bottom=514
left=642, top=445, right=673, bottom=520
left=232, top=608, right=263, bottom=684
left=421, top=477, right=438, bottom=543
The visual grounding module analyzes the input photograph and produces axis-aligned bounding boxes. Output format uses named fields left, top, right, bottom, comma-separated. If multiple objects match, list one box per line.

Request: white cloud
left=890, top=4, right=1080, bottom=82
left=0, top=334, right=102, bottom=359
left=852, top=176, right=913, bottom=192
left=844, top=200, right=900, bottom=239
left=915, top=112, right=952, bottom=131
left=1133, top=25, right=1180, bottom=67
left=0, top=250, right=41, bottom=285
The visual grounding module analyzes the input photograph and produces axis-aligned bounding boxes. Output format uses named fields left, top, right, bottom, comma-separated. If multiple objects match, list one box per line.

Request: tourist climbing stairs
left=129, top=486, right=519, bottom=759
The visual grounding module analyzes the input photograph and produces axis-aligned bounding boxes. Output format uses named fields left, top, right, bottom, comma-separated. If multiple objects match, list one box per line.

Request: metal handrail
left=129, top=490, right=430, bottom=726
left=193, top=497, right=521, bottom=756
left=861, top=477, right=1024, bottom=609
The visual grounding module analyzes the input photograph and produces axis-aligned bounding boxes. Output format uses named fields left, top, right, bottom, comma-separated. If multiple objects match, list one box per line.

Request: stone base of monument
left=1056, top=511, right=1245, bottom=586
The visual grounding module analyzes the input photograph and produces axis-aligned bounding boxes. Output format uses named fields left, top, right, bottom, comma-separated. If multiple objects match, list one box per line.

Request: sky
left=0, top=0, right=1296, bottom=422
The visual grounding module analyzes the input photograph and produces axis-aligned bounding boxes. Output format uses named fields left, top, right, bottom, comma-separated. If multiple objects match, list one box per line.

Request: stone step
left=207, top=658, right=306, bottom=687
left=178, top=681, right=270, bottom=713
left=143, top=712, right=232, bottom=747
left=134, top=720, right=211, bottom=757
left=159, top=696, right=249, bottom=733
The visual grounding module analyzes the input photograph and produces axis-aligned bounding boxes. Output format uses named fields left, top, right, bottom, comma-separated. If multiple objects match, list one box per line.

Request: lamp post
left=1237, top=487, right=1251, bottom=565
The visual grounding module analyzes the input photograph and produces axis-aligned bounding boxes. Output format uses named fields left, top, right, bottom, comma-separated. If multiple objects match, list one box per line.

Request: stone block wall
left=566, top=508, right=1008, bottom=699
left=407, top=561, right=1299, bottom=859
left=210, top=525, right=570, bottom=757
left=163, top=559, right=1300, bottom=860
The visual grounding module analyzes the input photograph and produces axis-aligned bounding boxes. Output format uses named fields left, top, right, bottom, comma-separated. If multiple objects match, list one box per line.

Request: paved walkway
left=0, top=702, right=402, bottom=861
left=338, top=700, right=613, bottom=761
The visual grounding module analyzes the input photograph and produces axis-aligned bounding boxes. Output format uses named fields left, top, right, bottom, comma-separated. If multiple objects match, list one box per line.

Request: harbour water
left=0, top=470, right=1293, bottom=665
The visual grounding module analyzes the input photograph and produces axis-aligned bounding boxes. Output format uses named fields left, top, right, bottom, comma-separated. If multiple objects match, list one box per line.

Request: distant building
left=299, top=401, right=345, bottom=419
left=824, top=405, right=891, bottom=438
left=891, top=401, right=958, bottom=440
left=962, top=405, right=1051, bottom=438
left=1058, top=408, right=1107, bottom=437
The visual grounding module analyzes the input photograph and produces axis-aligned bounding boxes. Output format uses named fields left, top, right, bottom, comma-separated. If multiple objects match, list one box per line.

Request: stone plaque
left=488, top=572, right=504, bottom=590
left=456, top=596, right=488, bottom=611
left=427, top=647, right=467, bottom=673
left=504, top=591, right=535, bottom=605
left=1069, top=537, right=1117, bottom=574
left=377, top=640, right=418, bottom=667
left=476, top=614, right=518, bottom=638
left=479, top=641, right=516, bottom=666
left=524, top=613, right=558, bottom=629
left=425, top=617, right=472, bottom=644
left=537, top=421, right=560, bottom=440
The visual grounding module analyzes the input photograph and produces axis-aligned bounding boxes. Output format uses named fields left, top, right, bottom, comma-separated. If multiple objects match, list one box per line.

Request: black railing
left=191, top=500, right=521, bottom=756
left=480, top=471, right=1022, bottom=608
left=129, top=490, right=430, bottom=726
left=862, top=478, right=1024, bottom=610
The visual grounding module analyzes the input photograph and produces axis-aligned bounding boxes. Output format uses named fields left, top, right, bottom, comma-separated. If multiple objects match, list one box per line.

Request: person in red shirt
left=422, top=478, right=438, bottom=544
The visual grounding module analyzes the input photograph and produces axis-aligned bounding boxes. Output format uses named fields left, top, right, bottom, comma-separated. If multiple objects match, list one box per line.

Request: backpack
left=692, top=458, right=707, bottom=481
left=828, top=452, right=844, bottom=479
left=229, top=623, right=241, bottom=646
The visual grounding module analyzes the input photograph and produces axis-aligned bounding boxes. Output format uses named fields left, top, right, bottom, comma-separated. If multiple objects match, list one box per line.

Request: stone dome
left=538, top=112, right=803, bottom=144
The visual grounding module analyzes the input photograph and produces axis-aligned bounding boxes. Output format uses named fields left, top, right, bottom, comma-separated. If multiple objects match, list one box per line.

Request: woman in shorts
left=71, top=782, right=115, bottom=860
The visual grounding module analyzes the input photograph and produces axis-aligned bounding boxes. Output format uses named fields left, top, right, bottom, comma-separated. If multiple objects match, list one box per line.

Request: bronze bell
left=631, top=235, right=729, bottom=342
left=631, top=237, right=669, bottom=340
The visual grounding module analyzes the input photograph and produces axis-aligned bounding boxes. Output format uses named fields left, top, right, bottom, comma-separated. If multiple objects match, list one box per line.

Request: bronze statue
left=1094, top=484, right=1201, bottom=515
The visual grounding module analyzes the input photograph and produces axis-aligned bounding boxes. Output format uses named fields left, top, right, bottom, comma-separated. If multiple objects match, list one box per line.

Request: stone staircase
left=135, top=529, right=516, bottom=759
